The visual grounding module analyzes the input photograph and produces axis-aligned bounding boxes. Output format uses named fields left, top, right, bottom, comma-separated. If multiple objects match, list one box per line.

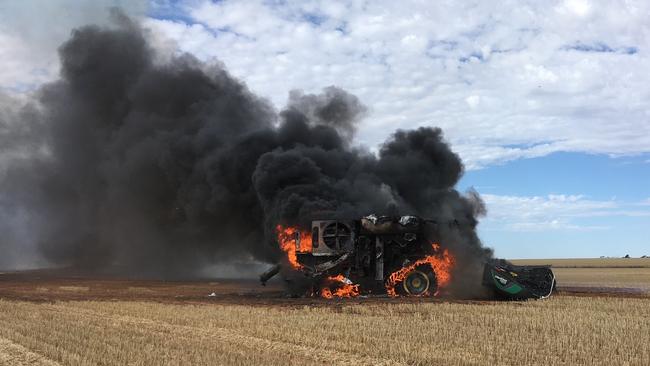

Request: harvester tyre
left=403, top=270, right=430, bottom=295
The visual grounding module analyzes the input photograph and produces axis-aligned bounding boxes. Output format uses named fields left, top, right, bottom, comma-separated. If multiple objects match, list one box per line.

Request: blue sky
left=459, top=152, right=650, bottom=258
left=1, top=0, right=649, bottom=259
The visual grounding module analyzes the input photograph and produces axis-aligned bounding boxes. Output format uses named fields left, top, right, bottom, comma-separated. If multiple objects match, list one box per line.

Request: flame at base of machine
left=320, top=275, right=360, bottom=298
left=276, top=225, right=312, bottom=270
left=385, top=243, right=455, bottom=297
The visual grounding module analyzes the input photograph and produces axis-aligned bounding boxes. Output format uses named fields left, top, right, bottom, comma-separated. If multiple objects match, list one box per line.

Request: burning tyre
left=404, top=270, right=429, bottom=295
left=402, top=268, right=435, bottom=296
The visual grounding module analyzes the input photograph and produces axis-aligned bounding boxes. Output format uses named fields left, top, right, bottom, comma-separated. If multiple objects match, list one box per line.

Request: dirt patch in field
left=0, top=269, right=279, bottom=305
left=0, top=269, right=647, bottom=307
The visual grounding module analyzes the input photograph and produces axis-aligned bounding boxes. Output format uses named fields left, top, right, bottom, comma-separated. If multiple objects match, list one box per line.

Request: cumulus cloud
left=2, top=0, right=650, bottom=169
left=0, top=0, right=147, bottom=93
left=481, top=193, right=650, bottom=231
left=142, top=0, right=650, bottom=169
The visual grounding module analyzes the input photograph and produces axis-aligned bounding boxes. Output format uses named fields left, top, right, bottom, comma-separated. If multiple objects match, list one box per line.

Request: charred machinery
left=482, top=261, right=556, bottom=300
left=261, top=215, right=555, bottom=300
left=299, top=215, right=452, bottom=297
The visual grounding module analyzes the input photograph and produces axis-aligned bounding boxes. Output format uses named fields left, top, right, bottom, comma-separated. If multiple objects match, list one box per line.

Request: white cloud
left=0, top=1, right=148, bottom=95
left=523, top=64, right=559, bottom=83
left=3, top=0, right=650, bottom=169
left=481, top=193, right=650, bottom=232
left=508, top=221, right=608, bottom=232
left=557, top=0, right=593, bottom=17
left=465, top=95, right=480, bottom=109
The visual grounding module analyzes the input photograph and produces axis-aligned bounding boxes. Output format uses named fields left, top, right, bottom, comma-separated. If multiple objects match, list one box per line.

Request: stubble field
left=1, top=259, right=649, bottom=366
left=512, top=258, right=650, bottom=290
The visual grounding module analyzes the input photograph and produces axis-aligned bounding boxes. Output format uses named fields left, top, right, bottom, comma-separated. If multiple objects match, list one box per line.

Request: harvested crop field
left=512, top=258, right=650, bottom=292
left=1, top=267, right=649, bottom=365
left=0, top=296, right=649, bottom=366
left=511, top=257, right=650, bottom=268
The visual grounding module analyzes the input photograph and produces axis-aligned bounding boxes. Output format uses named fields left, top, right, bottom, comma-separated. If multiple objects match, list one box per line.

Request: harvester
left=261, top=215, right=555, bottom=299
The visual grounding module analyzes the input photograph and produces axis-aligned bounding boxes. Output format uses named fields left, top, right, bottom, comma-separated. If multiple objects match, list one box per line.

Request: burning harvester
left=261, top=215, right=555, bottom=300
left=0, top=14, right=553, bottom=295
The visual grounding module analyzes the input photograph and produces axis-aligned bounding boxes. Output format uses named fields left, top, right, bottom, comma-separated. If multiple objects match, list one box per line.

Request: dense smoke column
left=1, top=12, right=279, bottom=276
left=374, top=129, right=493, bottom=296
left=0, top=10, right=492, bottom=291
left=253, top=124, right=493, bottom=296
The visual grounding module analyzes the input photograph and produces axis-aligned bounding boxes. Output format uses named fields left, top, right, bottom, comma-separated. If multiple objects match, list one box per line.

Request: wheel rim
left=403, top=270, right=430, bottom=295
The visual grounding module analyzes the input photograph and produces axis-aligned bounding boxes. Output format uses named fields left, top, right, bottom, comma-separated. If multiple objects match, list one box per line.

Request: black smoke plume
left=0, top=11, right=491, bottom=292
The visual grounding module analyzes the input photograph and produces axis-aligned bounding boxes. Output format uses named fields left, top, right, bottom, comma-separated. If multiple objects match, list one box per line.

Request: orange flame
left=385, top=243, right=455, bottom=297
left=276, top=225, right=312, bottom=270
left=320, top=275, right=360, bottom=298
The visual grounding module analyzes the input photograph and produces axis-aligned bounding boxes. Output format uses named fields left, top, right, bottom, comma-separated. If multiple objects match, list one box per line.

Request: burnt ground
left=0, top=269, right=647, bottom=306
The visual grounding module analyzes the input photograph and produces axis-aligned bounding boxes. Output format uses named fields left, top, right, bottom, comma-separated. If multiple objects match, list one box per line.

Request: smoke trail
left=0, top=10, right=491, bottom=292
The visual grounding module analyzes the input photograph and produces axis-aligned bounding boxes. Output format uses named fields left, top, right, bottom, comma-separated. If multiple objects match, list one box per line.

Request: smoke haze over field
left=0, top=10, right=491, bottom=292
